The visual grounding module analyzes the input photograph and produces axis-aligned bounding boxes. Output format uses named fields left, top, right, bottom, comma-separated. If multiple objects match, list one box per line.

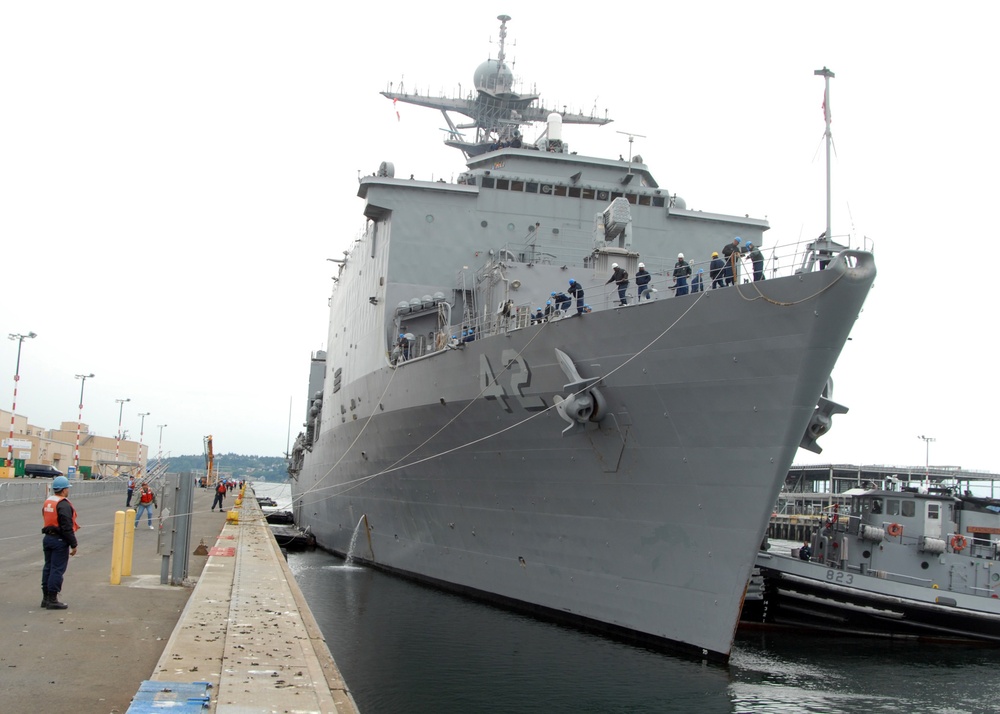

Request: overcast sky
left=3, top=2, right=998, bottom=476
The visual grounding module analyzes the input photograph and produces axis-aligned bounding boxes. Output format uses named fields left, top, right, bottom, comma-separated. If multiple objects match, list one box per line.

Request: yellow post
left=110, top=510, right=125, bottom=585
left=122, top=509, right=136, bottom=576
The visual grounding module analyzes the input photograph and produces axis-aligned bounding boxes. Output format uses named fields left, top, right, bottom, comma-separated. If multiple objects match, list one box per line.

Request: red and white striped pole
left=74, top=373, right=94, bottom=471
left=137, top=412, right=150, bottom=477
left=115, top=397, right=130, bottom=465
left=6, top=332, right=36, bottom=469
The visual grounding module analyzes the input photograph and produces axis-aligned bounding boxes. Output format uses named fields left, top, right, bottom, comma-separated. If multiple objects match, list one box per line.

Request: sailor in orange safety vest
left=41, top=476, right=78, bottom=610
left=134, top=483, right=157, bottom=529
left=212, top=479, right=227, bottom=512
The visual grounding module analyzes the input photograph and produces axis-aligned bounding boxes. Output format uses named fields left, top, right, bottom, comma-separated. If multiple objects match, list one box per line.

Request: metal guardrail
left=0, top=479, right=126, bottom=505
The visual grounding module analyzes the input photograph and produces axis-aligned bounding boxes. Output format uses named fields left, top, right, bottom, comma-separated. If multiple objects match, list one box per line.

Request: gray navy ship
left=289, top=15, right=876, bottom=661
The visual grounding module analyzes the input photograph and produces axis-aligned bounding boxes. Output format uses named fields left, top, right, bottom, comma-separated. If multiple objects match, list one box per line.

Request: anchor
left=552, top=348, right=607, bottom=435
left=799, top=380, right=848, bottom=454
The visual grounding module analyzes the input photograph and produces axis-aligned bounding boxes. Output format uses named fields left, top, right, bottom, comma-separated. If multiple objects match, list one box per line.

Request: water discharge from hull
left=346, top=514, right=366, bottom=564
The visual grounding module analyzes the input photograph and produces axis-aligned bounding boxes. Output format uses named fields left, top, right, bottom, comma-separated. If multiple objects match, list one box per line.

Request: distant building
left=1, top=408, right=148, bottom=479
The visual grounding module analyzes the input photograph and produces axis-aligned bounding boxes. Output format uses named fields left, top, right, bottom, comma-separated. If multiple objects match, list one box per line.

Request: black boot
left=47, top=592, right=68, bottom=610
left=40, top=589, right=49, bottom=609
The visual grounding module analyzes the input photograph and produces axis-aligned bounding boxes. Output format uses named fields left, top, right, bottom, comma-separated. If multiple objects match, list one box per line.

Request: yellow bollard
left=122, top=509, right=136, bottom=576
left=110, top=510, right=125, bottom=585
left=226, top=510, right=239, bottom=524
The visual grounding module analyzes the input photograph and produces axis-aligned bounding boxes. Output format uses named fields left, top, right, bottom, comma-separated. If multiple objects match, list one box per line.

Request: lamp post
left=115, top=397, right=131, bottom=463
left=918, top=434, right=936, bottom=488
left=73, top=373, right=95, bottom=471
left=6, top=331, right=37, bottom=468
left=137, top=412, right=150, bottom=477
left=157, top=424, right=168, bottom=461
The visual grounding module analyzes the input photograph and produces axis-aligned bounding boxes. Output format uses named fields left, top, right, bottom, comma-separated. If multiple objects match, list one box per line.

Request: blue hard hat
left=569, top=278, right=575, bottom=284
left=536, top=307, right=541, bottom=311
left=550, top=292, right=557, bottom=296
left=734, top=237, right=742, bottom=243
left=698, top=268, right=704, bottom=273
left=52, top=476, right=71, bottom=490
left=747, top=242, right=754, bottom=248
left=399, top=333, right=404, bottom=338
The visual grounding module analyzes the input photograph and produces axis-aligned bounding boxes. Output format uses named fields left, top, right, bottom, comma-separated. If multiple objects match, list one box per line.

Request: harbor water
left=258, top=484, right=1000, bottom=713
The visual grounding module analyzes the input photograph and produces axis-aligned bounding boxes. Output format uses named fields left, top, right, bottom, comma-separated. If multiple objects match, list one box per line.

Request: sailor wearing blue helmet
left=41, top=475, right=78, bottom=609
left=568, top=277, right=585, bottom=314
left=692, top=267, right=705, bottom=293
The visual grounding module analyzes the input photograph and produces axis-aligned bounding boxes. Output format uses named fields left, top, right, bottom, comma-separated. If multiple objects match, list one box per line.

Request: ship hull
left=293, top=254, right=875, bottom=660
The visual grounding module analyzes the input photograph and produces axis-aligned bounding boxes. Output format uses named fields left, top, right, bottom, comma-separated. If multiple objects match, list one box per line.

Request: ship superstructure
left=290, top=16, right=875, bottom=660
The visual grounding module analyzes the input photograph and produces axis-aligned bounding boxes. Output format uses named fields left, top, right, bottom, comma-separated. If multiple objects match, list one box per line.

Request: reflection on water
left=290, top=549, right=1000, bottom=714
left=291, top=551, right=733, bottom=714
left=731, top=632, right=1000, bottom=714
left=263, top=477, right=999, bottom=714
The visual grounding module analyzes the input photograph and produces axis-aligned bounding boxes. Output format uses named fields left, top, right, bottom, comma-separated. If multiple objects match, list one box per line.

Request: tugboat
left=744, top=486, right=1000, bottom=641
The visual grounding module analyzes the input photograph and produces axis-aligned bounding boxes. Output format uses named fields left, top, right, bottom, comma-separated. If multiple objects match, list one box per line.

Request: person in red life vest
left=134, top=483, right=157, bottom=529
left=41, top=476, right=79, bottom=610
left=211, top=480, right=227, bottom=512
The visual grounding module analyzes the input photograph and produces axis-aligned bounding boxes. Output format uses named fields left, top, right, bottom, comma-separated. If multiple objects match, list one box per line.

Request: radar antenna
left=616, top=130, right=647, bottom=174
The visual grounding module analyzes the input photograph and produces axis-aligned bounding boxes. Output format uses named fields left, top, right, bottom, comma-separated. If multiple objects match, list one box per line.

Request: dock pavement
left=0, top=482, right=357, bottom=713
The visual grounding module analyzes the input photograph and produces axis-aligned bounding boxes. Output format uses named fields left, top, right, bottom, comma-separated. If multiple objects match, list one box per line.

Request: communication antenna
left=616, top=130, right=647, bottom=174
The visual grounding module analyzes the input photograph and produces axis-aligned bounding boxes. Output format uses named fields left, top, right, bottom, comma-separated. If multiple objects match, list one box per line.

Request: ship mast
left=496, top=14, right=510, bottom=70
left=814, top=66, right=835, bottom=241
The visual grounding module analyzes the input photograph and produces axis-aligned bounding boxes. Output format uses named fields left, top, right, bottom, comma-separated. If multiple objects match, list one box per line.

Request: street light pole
left=918, top=434, right=936, bottom=489
left=115, top=397, right=131, bottom=464
left=73, top=373, right=95, bottom=472
left=137, top=412, right=150, bottom=477
left=157, top=424, right=168, bottom=461
left=6, top=332, right=37, bottom=468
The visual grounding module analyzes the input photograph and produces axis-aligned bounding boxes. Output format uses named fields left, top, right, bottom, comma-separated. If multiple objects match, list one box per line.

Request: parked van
left=25, top=464, right=63, bottom=478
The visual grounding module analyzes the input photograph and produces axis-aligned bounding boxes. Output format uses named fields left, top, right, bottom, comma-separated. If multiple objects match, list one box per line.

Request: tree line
left=161, top=453, right=289, bottom=482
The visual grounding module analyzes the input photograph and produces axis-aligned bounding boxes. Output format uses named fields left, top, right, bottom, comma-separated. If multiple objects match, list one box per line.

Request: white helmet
left=677, top=253, right=685, bottom=259
left=638, top=262, right=645, bottom=268
left=611, top=262, right=619, bottom=268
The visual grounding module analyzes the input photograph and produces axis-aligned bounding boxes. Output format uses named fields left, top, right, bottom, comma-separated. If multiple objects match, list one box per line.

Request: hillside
left=162, top=453, right=290, bottom=483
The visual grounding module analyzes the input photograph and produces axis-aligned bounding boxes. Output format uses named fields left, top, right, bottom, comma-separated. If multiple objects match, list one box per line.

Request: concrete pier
left=150, top=491, right=357, bottom=712
left=0, top=482, right=357, bottom=713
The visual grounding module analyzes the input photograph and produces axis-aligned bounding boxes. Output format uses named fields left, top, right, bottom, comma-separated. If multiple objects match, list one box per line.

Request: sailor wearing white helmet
left=673, top=253, right=692, bottom=296
left=635, top=261, right=652, bottom=301
left=606, top=262, right=629, bottom=305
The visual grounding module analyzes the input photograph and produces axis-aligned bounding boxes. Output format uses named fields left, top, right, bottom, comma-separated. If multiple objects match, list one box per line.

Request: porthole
left=481, top=220, right=488, bottom=228
left=921, top=561, right=930, bottom=570
left=507, top=223, right=515, bottom=231
left=426, top=215, right=434, bottom=223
